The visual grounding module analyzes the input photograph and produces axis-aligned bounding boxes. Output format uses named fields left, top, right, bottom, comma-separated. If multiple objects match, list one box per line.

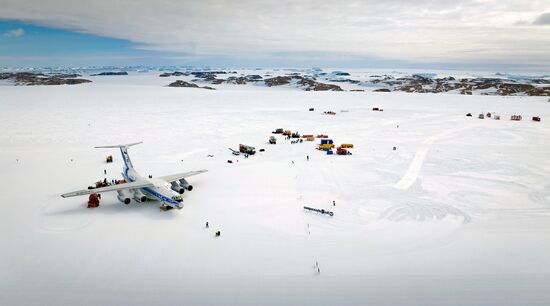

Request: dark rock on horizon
left=245, top=75, right=263, bottom=81
left=160, top=71, right=189, bottom=77
left=225, top=76, right=247, bottom=85
left=168, top=80, right=216, bottom=90
left=191, top=71, right=227, bottom=78
left=264, top=75, right=343, bottom=91
left=329, top=78, right=360, bottom=84
left=91, top=71, right=128, bottom=76
left=0, top=72, right=91, bottom=85
left=264, top=76, right=292, bottom=86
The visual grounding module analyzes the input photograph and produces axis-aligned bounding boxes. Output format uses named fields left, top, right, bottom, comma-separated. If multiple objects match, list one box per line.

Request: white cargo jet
left=61, top=142, right=207, bottom=210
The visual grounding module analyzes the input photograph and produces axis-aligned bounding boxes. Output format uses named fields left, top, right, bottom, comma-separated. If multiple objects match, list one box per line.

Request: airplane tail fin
left=95, top=142, right=143, bottom=149
left=95, top=142, right=142, bottom=170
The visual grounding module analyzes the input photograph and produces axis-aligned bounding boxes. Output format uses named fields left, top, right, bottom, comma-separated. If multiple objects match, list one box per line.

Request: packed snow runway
left=1, top=76, right=550, bottom=305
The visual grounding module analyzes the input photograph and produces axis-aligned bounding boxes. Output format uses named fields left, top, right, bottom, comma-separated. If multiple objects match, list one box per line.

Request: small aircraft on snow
left=61, top=142, right=207, bottom=210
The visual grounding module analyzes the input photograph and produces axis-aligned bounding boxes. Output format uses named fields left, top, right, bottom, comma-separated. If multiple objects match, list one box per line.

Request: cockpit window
left=172, top=195, right=183, bottom=202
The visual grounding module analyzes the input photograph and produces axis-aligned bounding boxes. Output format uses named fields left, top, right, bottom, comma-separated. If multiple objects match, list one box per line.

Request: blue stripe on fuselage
left=142, top=187, right=180, bottom=206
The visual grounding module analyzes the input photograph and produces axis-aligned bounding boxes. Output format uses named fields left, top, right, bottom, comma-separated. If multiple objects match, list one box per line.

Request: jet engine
left=171, top=182, right=185, bottom=194
left=132, top=190, right=147, bottom=203
left=179, top=178, right=193, bottom=191
left=117, top=190, right=132, bottom=204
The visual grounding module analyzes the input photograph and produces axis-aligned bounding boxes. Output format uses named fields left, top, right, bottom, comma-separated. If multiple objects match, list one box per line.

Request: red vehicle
left=336, top=147, right=352, bottom=155
left=88, top=193, right=101, bottom=208
left=239, top=144, right=256, bottom=155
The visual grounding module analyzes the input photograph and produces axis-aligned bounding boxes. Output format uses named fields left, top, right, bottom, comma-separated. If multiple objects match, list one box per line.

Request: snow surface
left=1, top=73, right=550, bottom=306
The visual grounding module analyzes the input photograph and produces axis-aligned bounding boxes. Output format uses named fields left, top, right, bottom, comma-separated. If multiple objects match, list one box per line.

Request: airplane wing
left=157, top=169, right=208, bottom=183
left=61, top=181, right=154, bottom=198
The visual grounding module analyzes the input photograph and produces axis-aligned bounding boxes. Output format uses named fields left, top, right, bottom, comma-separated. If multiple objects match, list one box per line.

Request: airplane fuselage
left=122, top=166, right=183, bottom=209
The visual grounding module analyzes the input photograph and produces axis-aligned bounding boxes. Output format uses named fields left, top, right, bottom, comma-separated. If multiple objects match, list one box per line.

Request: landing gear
left=160, top=204, right=174, bottom=211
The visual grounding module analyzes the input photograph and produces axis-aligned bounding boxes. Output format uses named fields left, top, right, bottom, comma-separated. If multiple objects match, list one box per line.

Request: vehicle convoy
left=61, top=142, right=207, bottom=210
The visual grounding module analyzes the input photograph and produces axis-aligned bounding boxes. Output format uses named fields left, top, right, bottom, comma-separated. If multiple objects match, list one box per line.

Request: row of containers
left=272, top=128, right=354, bottom=155
left=467, top=112, right=541, bottom=121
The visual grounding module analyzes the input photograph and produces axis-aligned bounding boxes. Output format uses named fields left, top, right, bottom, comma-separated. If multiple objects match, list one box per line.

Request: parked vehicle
left=239, top=144, right=256, bottom=155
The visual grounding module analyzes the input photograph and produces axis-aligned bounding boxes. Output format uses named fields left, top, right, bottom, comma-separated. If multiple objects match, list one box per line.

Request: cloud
left=0, top=0, right=549, bottom=67
left=4, top=27, right=25, bottom=37
left=533, top=12, right=550, bottom=25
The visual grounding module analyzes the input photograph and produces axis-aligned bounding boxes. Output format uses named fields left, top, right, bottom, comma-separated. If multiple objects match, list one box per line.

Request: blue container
left=326, top=150, right=333, bottom=155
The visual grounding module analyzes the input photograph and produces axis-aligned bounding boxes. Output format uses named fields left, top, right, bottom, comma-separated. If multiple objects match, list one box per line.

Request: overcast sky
left=0, top=0, right=549, bottom=70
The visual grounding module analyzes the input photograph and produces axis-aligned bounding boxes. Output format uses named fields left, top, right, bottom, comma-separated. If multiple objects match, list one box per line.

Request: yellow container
left=341, top=143, right=354, bottom=148
left=306, top=136, right=315, bottom=141
left=318, top=144, right=335, bottom=149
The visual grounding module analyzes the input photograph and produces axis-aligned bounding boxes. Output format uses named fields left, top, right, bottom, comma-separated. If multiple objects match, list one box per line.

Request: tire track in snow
left=380, top=202, right=471, bottom=224
left=393, top=126, right=470, bottom=190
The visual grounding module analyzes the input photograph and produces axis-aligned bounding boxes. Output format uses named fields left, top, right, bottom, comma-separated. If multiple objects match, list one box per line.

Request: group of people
left=206, top=221, right=221, bottom=237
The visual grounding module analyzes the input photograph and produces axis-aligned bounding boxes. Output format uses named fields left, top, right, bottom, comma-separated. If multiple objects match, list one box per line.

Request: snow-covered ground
left=1, top=74, right=550, bottom=305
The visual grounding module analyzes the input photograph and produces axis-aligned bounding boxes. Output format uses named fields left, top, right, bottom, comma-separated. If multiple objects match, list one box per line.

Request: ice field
left=1, top=74, right=550, bottom=305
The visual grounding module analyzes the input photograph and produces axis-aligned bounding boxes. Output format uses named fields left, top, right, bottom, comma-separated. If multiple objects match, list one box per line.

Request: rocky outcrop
left=297, top=78, right=343, bottom=91
left=264, top=76, right=292, bottom=86
left=161, top=70, right=549, bottom=95
left=0, top=72, right=91, bottom=85
left=190, top=72, right=226, bottom=84
left=263, top=75, right=343, bottom=91
left=191, top=71, right=226, bottom=78
left=54, top=73, right=82, bottom=78
left=91, top=71, right=128, bottom=76
left=159, top=71, right=189, bottom=77
left=167, top=80, right=215, bottom=90
left=225, top=76, right=247, bottom=85
left=494, top=83, right=549, bottom=96
left=329, top=78, right=360, bottom=84
left=245, top=75, right=263, bottom=81
left=332, top=71, right=350, bottom=76
left=362, top=74, right=549, bottom=96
